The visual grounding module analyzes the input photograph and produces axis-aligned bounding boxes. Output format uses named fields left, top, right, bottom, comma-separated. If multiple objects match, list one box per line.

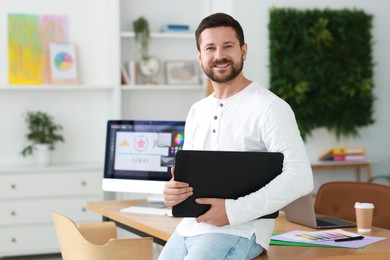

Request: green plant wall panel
left=269, top=8, right=375, bottom=140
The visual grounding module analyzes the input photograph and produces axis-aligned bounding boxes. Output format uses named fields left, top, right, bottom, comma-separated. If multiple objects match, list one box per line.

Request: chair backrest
left=52, top=211, right=153, bottom=260
left=314, top=181, right=390, bottom=229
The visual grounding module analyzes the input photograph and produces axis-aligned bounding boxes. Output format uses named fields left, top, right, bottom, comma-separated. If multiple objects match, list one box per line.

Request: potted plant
left=21, top=110, right=64, bottom=166
left=133, top=16, right=160, bottom=84
left=133, top=16, right=150, bottom=60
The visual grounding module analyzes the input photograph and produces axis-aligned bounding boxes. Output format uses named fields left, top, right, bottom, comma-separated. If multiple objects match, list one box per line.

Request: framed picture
left=49, top=43, right=78, bottom=84
left=165, top=60, right=200, bottom=84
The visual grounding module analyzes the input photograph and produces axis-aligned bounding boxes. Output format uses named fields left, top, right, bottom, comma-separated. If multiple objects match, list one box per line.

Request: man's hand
left=196, top=198, right=230, bottom=226
left=163, top=167, right=193, bottom=207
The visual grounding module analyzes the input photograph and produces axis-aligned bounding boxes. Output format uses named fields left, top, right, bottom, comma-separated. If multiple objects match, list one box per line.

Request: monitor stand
left=120, top=194, right=172, bottom=216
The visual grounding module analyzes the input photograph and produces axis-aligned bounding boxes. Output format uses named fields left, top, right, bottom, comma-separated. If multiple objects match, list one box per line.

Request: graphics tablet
left=172, top=150, right=284, bottom=218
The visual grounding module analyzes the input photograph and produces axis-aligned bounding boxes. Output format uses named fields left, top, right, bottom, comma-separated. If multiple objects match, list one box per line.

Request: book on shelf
left=128, top=60, right=138, bottom=85
left=121, top=65, right=129, bottom=85
left=160, top=24, right=190, bottom=32
left=319, top=147, right=366, bottom=161
left=332, top=154, right=366, bottom=162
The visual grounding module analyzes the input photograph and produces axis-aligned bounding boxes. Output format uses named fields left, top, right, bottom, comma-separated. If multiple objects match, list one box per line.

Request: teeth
left=215, top=63, right=229, bottom=68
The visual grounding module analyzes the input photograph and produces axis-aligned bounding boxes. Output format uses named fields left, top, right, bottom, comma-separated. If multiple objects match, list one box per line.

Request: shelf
left=0, top=163, right=103, bottom=173
left=121, top=84, right=204, bottom=91
left=0, top=85, right=114, bottom=91
left=121, top=31, right=194, bottom=39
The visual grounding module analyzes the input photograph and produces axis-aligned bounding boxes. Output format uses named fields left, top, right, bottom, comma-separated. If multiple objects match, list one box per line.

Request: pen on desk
left=334, top=236, right=364, bottom=242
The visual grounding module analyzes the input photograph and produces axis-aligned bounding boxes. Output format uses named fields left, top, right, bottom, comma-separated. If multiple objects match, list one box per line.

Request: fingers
left=163, top=179, right=193, bottom=207
left=195, top=198, right=212, bottom=205
left=195, top=198, right=229, bottom=226
left=195, top=198, right=213, bottom=223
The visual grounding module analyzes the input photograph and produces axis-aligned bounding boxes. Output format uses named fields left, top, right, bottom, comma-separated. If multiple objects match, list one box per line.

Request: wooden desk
left=311, top=161, right=371, bottom=182
left=87, top=199, right=390, bottom=259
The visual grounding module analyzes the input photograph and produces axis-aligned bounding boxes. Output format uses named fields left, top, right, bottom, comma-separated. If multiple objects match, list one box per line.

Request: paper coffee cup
left=354, top=202, right=374, bottom=233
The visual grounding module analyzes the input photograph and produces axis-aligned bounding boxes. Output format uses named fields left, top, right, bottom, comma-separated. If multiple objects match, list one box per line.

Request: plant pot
left=35, top=144, right=51, bottom=167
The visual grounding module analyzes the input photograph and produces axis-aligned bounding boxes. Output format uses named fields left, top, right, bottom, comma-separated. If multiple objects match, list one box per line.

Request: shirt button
left=220, top=103, right=223, bottom=107
left=214, top=116, right=218, bottom=120
left=212, top=129, right=216, bottom=133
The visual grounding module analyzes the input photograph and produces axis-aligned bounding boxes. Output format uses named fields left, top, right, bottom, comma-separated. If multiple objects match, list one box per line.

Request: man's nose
left=214, top=47, right=227, bottom=60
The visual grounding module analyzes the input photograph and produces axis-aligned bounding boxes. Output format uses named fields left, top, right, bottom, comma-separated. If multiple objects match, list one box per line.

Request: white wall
left=0, top=0, right=115, bottom=166
left=225, top=0, right=390, bottom=190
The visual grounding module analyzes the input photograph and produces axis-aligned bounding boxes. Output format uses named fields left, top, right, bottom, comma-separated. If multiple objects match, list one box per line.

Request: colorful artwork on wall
left=8, top=14, right=69, bottom=85
left=8, top=14, right=42, bottom=85
left=40, top=15, right=69, bottom=84
left=49, top=43, right=78, bottom=84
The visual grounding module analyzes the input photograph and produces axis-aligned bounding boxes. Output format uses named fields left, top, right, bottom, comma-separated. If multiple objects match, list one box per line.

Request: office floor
left=2, top=254, right=62, bottom=260
left=1, top=246, right=161, bottom=260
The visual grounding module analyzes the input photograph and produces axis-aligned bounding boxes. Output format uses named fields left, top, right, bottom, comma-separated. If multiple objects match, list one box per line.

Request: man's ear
left=242, top=43, right=248, bottom=60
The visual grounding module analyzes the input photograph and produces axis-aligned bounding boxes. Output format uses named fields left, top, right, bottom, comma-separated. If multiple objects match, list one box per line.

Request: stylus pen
left=334, top=235, right=364, bottom=242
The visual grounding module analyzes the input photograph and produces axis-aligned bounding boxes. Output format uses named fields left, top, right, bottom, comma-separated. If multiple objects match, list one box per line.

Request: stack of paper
left=271, top=229, right=386, bottom=248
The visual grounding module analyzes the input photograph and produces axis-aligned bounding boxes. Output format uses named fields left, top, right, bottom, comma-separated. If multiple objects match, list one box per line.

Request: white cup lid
left=355, top=202, right=374, bottom=209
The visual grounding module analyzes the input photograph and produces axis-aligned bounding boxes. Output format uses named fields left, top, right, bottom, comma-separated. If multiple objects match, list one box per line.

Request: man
left=159, top=13, right=313, bottom=259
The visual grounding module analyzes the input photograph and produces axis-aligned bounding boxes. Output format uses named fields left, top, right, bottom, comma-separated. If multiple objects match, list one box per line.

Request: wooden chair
left=314, top=181, right=390, bottom=229
left=52, top=211, right=153, bottom=260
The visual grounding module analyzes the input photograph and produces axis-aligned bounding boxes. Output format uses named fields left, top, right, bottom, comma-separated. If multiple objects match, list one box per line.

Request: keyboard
left=316, top=218, right=335, bottom=227
left=120, top=206, right=172, bottom=216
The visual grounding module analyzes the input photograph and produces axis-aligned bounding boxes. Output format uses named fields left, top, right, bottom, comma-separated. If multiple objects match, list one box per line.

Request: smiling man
left=159, top=13, right=313, bottom=260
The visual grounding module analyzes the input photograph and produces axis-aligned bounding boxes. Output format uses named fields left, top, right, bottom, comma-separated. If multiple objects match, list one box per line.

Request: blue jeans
left=158, top=231, right=264, bottom=260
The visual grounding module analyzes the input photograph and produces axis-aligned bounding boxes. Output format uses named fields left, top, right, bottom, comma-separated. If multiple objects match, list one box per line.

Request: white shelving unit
left=121, top=31, right=195, bottom=39
left=0, top=85, right=114, bottom=91
left=118, top=0, right=210, bottom=120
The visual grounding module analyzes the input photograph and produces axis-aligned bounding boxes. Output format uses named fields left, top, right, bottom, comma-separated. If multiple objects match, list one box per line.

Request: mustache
left=212, top=58, right=233, bottom=66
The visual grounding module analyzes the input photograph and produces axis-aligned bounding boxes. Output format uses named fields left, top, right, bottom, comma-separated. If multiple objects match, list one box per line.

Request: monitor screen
left=102, top=120, right=185, bottom=194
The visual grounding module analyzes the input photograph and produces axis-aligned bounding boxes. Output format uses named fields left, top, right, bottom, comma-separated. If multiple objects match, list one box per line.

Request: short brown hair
left=195, top=13, right=245, bottom=51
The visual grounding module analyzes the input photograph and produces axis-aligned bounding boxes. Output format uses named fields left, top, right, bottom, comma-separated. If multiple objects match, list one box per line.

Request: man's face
left=197, top=27, right=247, bottom=84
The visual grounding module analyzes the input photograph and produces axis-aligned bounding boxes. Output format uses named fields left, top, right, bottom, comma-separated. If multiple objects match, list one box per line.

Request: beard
left=202, top=57, right=244, bottom=84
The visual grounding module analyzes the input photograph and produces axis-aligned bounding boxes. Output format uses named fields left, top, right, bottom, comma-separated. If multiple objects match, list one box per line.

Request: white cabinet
left=0, top=165, right=102, bottom=257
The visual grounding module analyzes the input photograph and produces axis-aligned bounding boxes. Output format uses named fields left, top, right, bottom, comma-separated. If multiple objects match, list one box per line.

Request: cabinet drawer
left=0, top=197, right=102, bottom=226
left=0, top=171, right=101, bottom=199
left=0, top=224, right=59, bottom=255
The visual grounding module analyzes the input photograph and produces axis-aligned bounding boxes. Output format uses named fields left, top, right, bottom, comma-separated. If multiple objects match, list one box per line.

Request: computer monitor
left=102, top=120, right=185, bottom=196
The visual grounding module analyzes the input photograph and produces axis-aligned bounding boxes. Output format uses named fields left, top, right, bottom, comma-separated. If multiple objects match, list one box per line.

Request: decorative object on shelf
left=21, top=110, right=64, bottom=166
left=160, top=24, right=190, bottom=33
left=49, top=43, right=78, bottom=84
left=269, top=8, right=375, bottom=140
left=165, top=60, right=200, bottom=85
left=139, top=56, right=161, bottom=84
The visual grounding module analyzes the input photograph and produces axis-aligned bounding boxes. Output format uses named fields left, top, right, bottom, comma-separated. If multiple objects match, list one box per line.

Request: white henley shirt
left=176, top=82, right=313, bottom=251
